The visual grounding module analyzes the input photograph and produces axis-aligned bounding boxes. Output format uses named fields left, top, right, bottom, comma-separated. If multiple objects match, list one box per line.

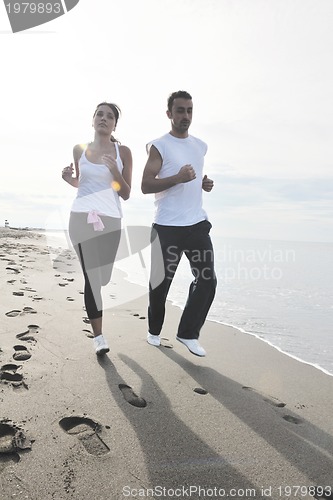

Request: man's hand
left=202, top=174, right=214, bottom=192
left=177, top=164, right=196, bottom=183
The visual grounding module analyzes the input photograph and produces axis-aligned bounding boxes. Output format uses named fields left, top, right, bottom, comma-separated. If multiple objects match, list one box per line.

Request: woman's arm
left=102, top=145, right=133, bottom=200
left=61, top=144, right=82, bottom=188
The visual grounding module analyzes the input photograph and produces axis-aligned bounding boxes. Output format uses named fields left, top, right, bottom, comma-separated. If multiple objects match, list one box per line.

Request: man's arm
left=141, top=145, right=196, bottom=194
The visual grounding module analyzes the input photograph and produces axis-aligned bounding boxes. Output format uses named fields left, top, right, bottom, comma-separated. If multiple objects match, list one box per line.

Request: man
left=141, top=90, right=217, bottom=357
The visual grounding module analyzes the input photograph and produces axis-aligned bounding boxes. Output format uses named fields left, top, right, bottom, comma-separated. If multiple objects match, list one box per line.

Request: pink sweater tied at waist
left=87, top=211, right=105, bottom=231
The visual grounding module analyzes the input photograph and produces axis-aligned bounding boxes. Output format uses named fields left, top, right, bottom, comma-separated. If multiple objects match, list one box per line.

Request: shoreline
left=209, top=317, right=333, bottom=379
left=122, top=273, right=333, bottom=380
left=2, top=226, right=332, bottom=378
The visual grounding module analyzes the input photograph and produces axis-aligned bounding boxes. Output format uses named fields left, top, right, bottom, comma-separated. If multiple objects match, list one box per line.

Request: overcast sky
left=1, top=0, right=332, bottom=242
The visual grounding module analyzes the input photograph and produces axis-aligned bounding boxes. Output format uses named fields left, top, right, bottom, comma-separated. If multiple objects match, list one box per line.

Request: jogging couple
left=62, top=90, right=217, bottom=357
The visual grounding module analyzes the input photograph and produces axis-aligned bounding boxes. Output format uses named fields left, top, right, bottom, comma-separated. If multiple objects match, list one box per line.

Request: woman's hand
left=62, top=163, right=74, bottom=180
left=62, top=163, right=78, bottom=187
left=102, top=154, right=118, bottom=174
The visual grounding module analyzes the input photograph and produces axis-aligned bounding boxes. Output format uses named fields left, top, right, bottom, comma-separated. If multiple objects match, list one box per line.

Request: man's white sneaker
left=93, top=334, right=109, bottom=355
left=176, top=337, right=206, bottom=357
left=147, top=333, right=161, bottom=347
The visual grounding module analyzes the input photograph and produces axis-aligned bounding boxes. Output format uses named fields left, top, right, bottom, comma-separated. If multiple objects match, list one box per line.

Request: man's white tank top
left=71, top=143, right=123, bottom=218
left=147, top=133, right=208, bottom=226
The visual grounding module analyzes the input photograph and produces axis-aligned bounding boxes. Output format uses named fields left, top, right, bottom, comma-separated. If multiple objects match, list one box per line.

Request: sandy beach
left=0, top=227, right=332, bottom=500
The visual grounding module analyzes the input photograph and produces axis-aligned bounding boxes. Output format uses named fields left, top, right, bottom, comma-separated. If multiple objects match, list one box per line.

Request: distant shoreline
left=6, top=226, right=45, bottom=231
left=0, top=227, right=45, bottom=239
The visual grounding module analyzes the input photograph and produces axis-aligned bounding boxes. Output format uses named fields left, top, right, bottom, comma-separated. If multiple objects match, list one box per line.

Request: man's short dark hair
left=167, top=91, right=192, bottom=112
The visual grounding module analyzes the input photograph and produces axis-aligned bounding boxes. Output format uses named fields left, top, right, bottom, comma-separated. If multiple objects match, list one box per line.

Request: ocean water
left=116, top=234, right=333, bottom=377
left=44, top=230, right=333, bottom=376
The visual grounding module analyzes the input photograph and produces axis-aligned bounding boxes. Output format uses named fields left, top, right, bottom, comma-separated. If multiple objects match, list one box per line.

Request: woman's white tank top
left=71, top=143, right=123, bottom=218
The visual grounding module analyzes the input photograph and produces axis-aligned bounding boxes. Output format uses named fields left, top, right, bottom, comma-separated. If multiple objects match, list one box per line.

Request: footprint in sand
left=118, top=384, right=147, bottom=408
left=53, top=251, right=79, bottom=272
left=22, top=286, right=36, bottom=292
left=160, top=337, right=173, bottom=349
left=0, top=421, right=32, bottom=471
left=25, top=292, right=43, bottom=301
left=5, top=266, right=20, bottom=274
left=59, top=416, right=110, bottom=456
left=242, top=386, right=286, bottom=408
left=16, top=324, right=40, bottom=342
left=82, top=329, right=94, bottom=339
left=5, top=310, right=21, bottom=317
left=242, top=387, right=305, bottom=424
left=0, top=364, right=22, bottom=382
left=194, top=387, right=208, bottom=395
left=23, top=306, right=37, bottom=314
left=13, top=345, right=32, bottom=361
left=0, top=364, right=27, bottom=389
left=57, top=277, right=75, bottom=287
left=282, top=415, right=303, bottom=425
left=5, top=308, right=37, bottom=318
left=132, top=313, right=146, bottom=320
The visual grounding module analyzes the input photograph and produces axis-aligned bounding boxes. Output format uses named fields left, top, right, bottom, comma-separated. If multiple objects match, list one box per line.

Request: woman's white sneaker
left=93, top=334, right=109, bottom=355
left=176, top=337, right=206, bottom=357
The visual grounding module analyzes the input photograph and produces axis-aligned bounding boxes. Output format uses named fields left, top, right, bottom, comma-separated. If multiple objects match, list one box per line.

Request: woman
left=62, top=102, right=132, bottom=355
